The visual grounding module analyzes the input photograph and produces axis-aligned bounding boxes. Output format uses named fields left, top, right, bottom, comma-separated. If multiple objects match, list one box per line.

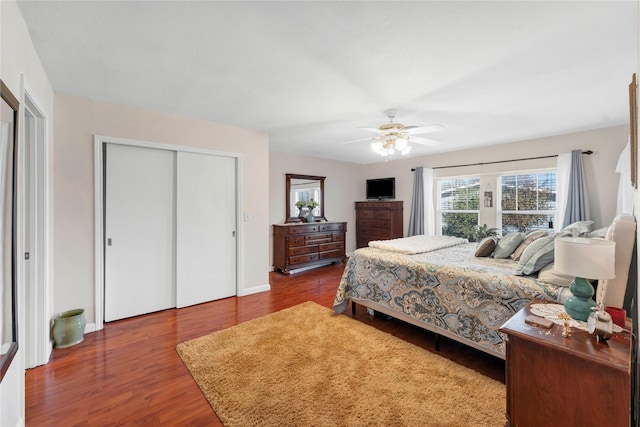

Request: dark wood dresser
left=355, top=201, right=403, bottom=249
left=273, top=222, right=347, bottom=274
left=499, top=300, right=631, bottom=427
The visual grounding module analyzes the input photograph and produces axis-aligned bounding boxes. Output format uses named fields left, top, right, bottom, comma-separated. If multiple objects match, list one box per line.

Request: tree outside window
left=439, top=177, right=480, bottom=240
left=500, top=171, right=556, bottom=234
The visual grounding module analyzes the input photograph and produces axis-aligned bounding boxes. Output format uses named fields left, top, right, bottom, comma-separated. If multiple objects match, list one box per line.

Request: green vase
left=52, top=309, right=86, bottom=348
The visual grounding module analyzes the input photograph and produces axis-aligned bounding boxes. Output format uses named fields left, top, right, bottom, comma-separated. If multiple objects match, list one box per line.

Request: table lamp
left=554, top=237, right=616, bottom=321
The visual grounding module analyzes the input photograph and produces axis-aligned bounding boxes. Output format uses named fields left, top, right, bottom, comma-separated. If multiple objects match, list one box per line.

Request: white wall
left=269, top=152, right=363, bottom=265
left=1, top=0, right=55, bottom=425
left=364, top=125, right=629, bottom=235
left=53, top=93, right=270, bottom=327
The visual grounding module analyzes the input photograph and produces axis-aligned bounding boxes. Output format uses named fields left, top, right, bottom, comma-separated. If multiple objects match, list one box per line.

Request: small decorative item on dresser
left=295, top=199, right=318, bottom=223
left=605, top=306, right=627, bottom=328
left=558, top=312, right=572, bottom=337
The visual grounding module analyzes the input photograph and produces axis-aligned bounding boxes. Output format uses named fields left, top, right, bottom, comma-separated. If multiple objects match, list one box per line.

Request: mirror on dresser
left=285, top=174, right=327, bottom=223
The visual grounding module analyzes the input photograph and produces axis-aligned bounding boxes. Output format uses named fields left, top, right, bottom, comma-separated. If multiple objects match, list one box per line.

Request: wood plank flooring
left=25, top=263, right=504, bottom=426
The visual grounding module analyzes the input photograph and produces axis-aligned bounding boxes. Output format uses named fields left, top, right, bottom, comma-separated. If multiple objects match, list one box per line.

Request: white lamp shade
left=395, top=138, right=408, bottom=150
left=554, top=237, right=616, bottom=280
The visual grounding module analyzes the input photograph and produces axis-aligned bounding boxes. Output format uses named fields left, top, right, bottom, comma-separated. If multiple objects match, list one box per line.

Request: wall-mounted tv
left=366, top=177, right=395, bottom=200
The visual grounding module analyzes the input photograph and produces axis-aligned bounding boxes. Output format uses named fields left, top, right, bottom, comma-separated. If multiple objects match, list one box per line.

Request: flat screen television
left=366, top=177, right=395, bottom=200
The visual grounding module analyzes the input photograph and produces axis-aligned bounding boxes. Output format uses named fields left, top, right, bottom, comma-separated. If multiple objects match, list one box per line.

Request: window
left=499, top=171, right=556, bottom=234
left=438, top=177, right=480, bottom=239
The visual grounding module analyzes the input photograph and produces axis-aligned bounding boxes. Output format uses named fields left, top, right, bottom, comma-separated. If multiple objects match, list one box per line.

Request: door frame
left=93, top=135, right=243, bottom=331
left=20, top=78, right=52, bottom=368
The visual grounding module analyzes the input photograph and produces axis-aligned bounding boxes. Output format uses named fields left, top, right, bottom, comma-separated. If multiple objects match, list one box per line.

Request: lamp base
left=564, top=276, right=596, bottom=321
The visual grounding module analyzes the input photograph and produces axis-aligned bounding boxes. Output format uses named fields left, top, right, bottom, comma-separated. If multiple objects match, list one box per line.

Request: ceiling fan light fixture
left=395, top=138, right=408, bottom=150
left=372, top=137, right=413, bottom=157
left=355, top=109, right=443, bottom=158
left=371, top=141, right=386, bottom=155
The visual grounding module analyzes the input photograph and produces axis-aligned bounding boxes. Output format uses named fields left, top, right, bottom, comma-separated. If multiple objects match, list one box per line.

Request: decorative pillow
left=492, top=232, right=525, bottom=259
left=475, top=236, right=498, bottom=257
left=562, top=220, right=594, bottom=236
left=511, top=230, right=548, bottom=261
left=515, top=235, right=555, bottom=275
left=537, top=263, right=575, bottom=287
left=587, top=227, right=608, bottom=238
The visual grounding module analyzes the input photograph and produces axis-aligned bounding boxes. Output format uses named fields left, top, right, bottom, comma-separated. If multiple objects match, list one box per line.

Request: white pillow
left=587, top=227, right=608, bottom=238
left=537, top=263, right=575, bottom=287
left=563, top=220, right=594, bottom=236
left=515, top=235, right=555, bottom=276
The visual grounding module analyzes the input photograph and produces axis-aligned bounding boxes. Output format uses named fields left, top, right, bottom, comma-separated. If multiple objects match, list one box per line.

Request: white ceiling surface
left=16, top=1, right=638, bottom=164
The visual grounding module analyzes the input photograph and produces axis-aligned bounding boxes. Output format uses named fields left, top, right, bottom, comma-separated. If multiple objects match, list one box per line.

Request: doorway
left=22, top=86, right=50, bottom=369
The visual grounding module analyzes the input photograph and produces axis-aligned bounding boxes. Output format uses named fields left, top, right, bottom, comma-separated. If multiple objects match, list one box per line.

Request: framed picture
left=630, top=73, right=637, bottom=189
left=484, top=191, right=493, bottom=208
left=0, top=80, right=18, bottom=382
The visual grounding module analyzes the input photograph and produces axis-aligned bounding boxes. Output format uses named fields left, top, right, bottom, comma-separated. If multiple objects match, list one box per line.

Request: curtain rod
left=411, top=150, right=593, bottom=171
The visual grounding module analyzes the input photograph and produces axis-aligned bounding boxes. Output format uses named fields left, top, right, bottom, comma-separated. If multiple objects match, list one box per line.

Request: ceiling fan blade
left=404, top=124, right=444, bottom=135
left=358, top=127, right=383, bottom=134
left=341, top=137, right=374, bottom=145
left=409, top=136, right=441, bottom=147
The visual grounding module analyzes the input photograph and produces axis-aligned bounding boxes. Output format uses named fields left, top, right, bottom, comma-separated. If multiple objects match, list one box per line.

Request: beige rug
left=176, top=301, right=505, bottom=427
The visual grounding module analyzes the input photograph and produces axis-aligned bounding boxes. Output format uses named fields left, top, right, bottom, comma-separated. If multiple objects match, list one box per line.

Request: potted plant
left=471, top=224, right=500, bottom=242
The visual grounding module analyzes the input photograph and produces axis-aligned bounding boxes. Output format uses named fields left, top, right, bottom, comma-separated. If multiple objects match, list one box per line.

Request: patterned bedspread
left=333, top=243, right=561, bottom=357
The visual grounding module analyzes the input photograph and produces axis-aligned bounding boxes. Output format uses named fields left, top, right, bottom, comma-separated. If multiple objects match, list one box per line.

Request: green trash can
left=52, top=309, right=86, bottom=348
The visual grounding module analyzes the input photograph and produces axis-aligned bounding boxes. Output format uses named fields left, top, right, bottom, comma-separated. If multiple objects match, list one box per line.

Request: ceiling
left=16, top=1, right=638, bottom=164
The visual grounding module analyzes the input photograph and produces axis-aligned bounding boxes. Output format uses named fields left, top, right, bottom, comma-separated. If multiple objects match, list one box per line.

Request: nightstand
left=499, top=299, right=632, bottom=427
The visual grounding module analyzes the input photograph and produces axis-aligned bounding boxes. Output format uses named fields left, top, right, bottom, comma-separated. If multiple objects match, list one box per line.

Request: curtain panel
left=408, top=167, right=435, bottom=236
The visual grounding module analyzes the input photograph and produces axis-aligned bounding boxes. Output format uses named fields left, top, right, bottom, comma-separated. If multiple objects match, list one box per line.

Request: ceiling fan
left=344, top=109, right=443, bottom=158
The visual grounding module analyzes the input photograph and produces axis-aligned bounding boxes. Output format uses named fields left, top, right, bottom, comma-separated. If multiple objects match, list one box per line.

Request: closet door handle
left=107, top=238, right=112, bottom=246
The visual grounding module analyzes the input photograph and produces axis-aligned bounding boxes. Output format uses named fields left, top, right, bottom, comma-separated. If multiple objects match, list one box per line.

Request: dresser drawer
left=318, top=250, right=343, bottom=260
left=318, top=241, right=344, bottom=252
left=373, top=210, right=390, bottom=219
left=288, top=225, right=319, bottom=235
left=320, top=223, right=345, bottom=232
left=289, top=253, right=319, bottom=265
left=288, top=246, right=317, bottom=256
left=356, top=202, right=396, bottom=209
left=332, top=232, right=344, bottom=242
left=357, top=239, right=370, bottom=249
left=306, top=233, right=331, bottom=244
left=358, top=218, right=389, bottom=228
left=357, top=209, right=374, bottom=219
left=360, top=227, right=392, bottom=238
left=288, top=236, right=305, bottom=247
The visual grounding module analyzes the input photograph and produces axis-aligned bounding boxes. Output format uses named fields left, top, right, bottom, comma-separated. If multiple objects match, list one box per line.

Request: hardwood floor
left=25, top=263, right=504, bottom=426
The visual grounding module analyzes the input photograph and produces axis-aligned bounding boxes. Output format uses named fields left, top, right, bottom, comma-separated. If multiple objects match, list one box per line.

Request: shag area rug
left=176, top=301, right=505, bottom=426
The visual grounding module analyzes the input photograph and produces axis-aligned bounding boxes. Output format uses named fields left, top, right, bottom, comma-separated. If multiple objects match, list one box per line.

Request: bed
left=333, top=216, right=636, bottom=359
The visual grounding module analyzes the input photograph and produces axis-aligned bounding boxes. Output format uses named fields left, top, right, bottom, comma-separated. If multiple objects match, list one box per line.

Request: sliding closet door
left=104, top=144, right=176, bottom=321
left=176, top=152, right=236, bottom=307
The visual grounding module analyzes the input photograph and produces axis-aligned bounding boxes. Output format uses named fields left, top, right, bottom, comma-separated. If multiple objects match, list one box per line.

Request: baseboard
left=238, top=284, right=270, bottom=296
left=84, top=323, right=97, bottom=334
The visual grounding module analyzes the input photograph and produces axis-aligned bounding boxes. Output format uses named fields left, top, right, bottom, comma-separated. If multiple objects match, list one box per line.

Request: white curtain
left=616, top=139, right=635, bottom=215
left=424, top=167, right=435, bottom=236
left=555, top=152, right=571, bottom=232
